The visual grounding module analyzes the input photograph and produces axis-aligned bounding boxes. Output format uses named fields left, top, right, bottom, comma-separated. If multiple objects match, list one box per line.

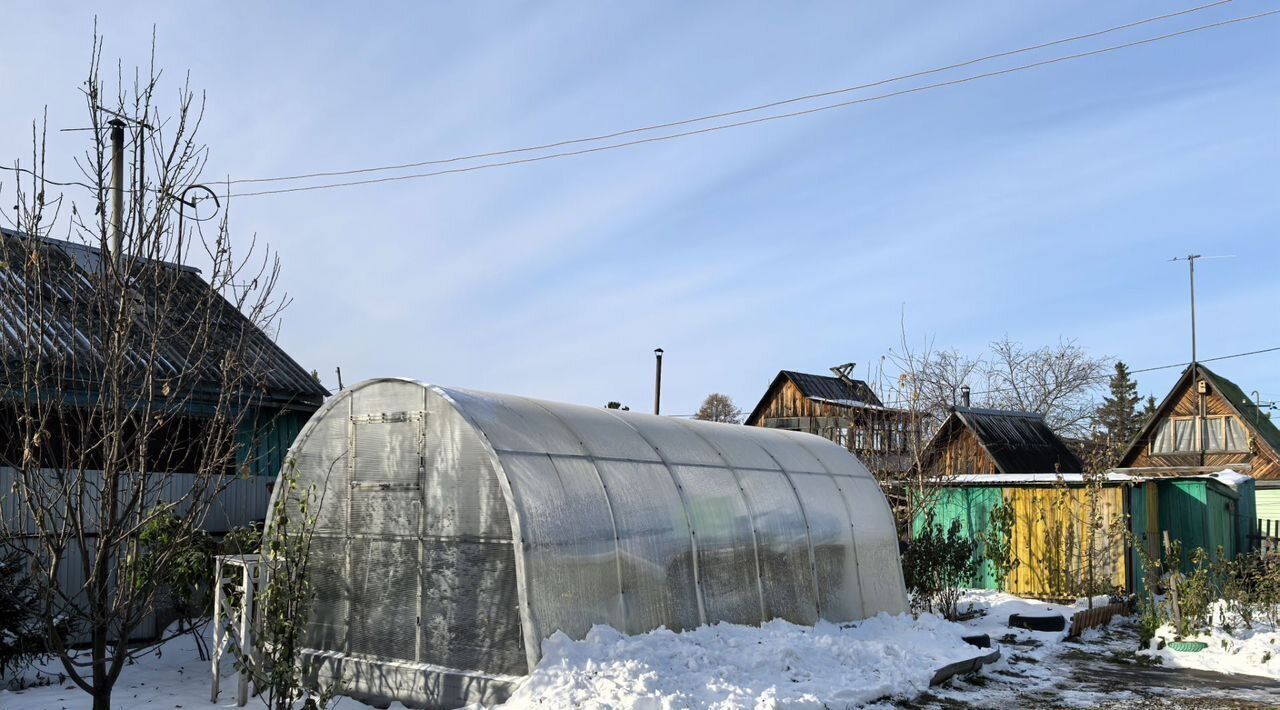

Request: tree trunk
left=92, top=676, right=112, bottom=710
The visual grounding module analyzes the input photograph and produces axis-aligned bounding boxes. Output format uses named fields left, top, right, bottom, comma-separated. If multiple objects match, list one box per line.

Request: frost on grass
left=500, top=613, right=980, bottom=709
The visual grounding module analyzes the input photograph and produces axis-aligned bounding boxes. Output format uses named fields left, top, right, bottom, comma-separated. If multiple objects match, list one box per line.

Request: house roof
left=1119, top=362, right=1280, bottom=465
left=745, top=369, right=890, bottom=425
left=923, top=406, right=1085, bottom=474
left=0, top=228, right=328, bottom=411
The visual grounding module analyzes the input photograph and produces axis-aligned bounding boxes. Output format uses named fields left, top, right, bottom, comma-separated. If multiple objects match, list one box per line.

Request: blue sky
left=2, top=1, right=1277, bottom=417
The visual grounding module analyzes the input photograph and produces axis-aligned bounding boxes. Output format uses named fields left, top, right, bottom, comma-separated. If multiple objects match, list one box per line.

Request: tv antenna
left=1170, top=254, right=1234, bottom=366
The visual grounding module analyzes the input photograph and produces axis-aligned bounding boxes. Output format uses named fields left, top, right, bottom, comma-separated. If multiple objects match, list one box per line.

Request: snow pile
left=1141, top=601, right=1280, bottom=679
left=1201, top=468, right=1253, bottom=489
left=500, top=613, right=982, bottom=709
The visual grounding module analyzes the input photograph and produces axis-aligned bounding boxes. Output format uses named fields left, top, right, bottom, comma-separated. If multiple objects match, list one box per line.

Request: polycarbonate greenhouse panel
left=790, top=472, right=865, bottom=621
left=269, top=378, right=908, bottom=709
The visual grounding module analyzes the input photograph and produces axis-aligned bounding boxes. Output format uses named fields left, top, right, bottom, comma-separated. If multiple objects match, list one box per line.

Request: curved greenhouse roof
left=274, top=378, right=907, bottom=708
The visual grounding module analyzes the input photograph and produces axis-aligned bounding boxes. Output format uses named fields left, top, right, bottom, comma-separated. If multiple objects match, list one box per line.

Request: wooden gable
left=748, top=377, right=858, bottom=424
left=1119, top=364, right=1280, bottom=480
left=918, top=415, right=999, bottom=477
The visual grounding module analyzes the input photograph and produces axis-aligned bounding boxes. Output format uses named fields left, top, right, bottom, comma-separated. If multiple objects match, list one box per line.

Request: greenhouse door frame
left=347, top=408, right=428, bottom=664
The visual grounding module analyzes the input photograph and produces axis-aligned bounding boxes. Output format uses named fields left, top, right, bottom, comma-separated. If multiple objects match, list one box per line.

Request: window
left=1151, top=415, right=1248, bottom=454
left=1203, top=415, right=1248, bottom=452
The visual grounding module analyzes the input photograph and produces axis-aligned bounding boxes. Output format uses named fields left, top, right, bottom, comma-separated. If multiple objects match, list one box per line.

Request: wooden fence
left=0, top=467, right=273, bottom=640
left=1249, top=518, right=1280, bottom=556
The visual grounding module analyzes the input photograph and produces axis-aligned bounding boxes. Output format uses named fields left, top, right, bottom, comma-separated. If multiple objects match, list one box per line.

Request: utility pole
left=1173, top=254, right=1203, bottom=464
left=653, top=348, right=664, bottom=415
left=1172, top=254, right=1202, bottom=366
left=109, top=119, right=126, bottom=264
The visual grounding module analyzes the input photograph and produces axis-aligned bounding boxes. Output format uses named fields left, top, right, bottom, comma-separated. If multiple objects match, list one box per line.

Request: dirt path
left=904, top=619, right=1280, bottom=709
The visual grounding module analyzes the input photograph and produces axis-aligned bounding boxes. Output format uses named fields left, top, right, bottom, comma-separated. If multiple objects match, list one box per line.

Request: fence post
left=210, top=560, right=224, bottom=703
left=1162, top=531, right=1181, bottom=634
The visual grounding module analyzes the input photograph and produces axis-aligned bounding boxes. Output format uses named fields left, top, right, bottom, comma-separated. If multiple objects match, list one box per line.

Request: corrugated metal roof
left=780, top=370, right=884, bottom=406
left=951, top=406, right=1084, bottom=474
left=745, top=370, right=890, bottom=426
left=0, top=228, right=328, bottom=411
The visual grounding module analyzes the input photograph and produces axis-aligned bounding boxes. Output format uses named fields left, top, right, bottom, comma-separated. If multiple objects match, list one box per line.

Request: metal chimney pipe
left=109, top=119, right=126, bottom=263
left=960, top=384, right=971, bottom=408
left=654, top=348, right=664, bottom=415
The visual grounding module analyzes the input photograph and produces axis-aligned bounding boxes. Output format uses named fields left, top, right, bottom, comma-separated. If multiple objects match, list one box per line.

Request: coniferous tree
left=1095, top=361, right=1142, bottom=447
left=1141, top=395, right=1158, bottom=420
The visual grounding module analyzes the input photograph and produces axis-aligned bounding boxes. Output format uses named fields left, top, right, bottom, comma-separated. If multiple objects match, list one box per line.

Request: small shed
left=1128, top=471, right=1256, bottom=595
left=916, top=471, right=1256, bottom=599
left=1118, top=363, right=1280, bottom=535
left=274, top=379, right=908, bottom=709
left=917, top=406, right=1084, bottom=477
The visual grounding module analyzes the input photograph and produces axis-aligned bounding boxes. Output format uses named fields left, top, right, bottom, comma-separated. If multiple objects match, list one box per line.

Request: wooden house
left=917, top=406, right=1084, bottom=477
left=1116, top=362, right=1280, bottom=529
left=745, top=366, right=916, bottom=474
left=0, top=228, right=328, bottom=512
left=0, top=228, right=328, bottom=639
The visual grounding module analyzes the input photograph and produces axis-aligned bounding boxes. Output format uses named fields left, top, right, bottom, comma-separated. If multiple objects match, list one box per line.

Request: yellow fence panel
left=1002, top=486, right=1126, bottom=601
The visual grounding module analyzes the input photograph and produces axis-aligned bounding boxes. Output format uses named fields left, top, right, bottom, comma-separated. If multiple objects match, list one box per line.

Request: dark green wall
left=235, top=407, right=311, bottom=478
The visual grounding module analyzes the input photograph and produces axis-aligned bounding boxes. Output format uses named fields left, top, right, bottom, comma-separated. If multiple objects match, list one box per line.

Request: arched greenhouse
left=271, top=379, right=907, bottom=708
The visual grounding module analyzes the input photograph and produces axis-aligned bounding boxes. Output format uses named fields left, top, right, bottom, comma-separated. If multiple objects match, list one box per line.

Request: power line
left=227, top=0, right=1238, bottom=187
left=228, top=8, right=1279, bottom=199
left=0, top=164, right=97, bottom=191
left=875, top=344, right=1280, bottom=407
left=680, top=344, right=1280, bottom=415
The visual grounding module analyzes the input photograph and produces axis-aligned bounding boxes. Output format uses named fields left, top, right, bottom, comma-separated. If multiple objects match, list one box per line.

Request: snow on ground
left=1139, top=602, right=1280, bottom=680
left=922, top=591, right=1280, bottom=709
left=1, top=628, right=230, bottom=709
left=499, top=613, right=981, bottom=709
left=5, top=594, right=1278, bottom=709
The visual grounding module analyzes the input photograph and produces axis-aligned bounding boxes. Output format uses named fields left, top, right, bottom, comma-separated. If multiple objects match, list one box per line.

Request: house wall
left=753, top=380, right=915, bottom=474
left=1258, top=489, right=1280, bottom=528
left=236, top=407, right=312, bottom=478
left=753, top=379, right=850, bottom=422
left=1125, top=379, right=1280, bottom=480
left=0, top=467, right=272, bottom=641
left=925, top=428, right=999, bottom=477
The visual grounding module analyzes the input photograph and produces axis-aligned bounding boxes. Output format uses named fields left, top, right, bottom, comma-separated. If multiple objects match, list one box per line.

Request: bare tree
left=881, top=317, right=956, bottom=534
left=982, top=337, right=1108, bottom=438
left=0, top=37, right=289, bottom=710
left=881, top=319, right=1108, bottom=534
left=694, top=393, right=742, bottom=424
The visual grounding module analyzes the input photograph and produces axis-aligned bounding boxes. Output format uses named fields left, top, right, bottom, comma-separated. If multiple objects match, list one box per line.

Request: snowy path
left=919, top=615, right=1280, bottom=709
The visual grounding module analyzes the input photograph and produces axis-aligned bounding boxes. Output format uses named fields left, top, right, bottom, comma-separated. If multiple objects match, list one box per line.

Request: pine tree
left=1141, top=394, right=1158, bottom=420
left=1095, top=361, right=1142, bottom=445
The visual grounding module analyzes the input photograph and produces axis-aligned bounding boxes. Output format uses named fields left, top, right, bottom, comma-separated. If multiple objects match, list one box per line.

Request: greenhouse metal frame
left=269, top=379, right=907, bottom=708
